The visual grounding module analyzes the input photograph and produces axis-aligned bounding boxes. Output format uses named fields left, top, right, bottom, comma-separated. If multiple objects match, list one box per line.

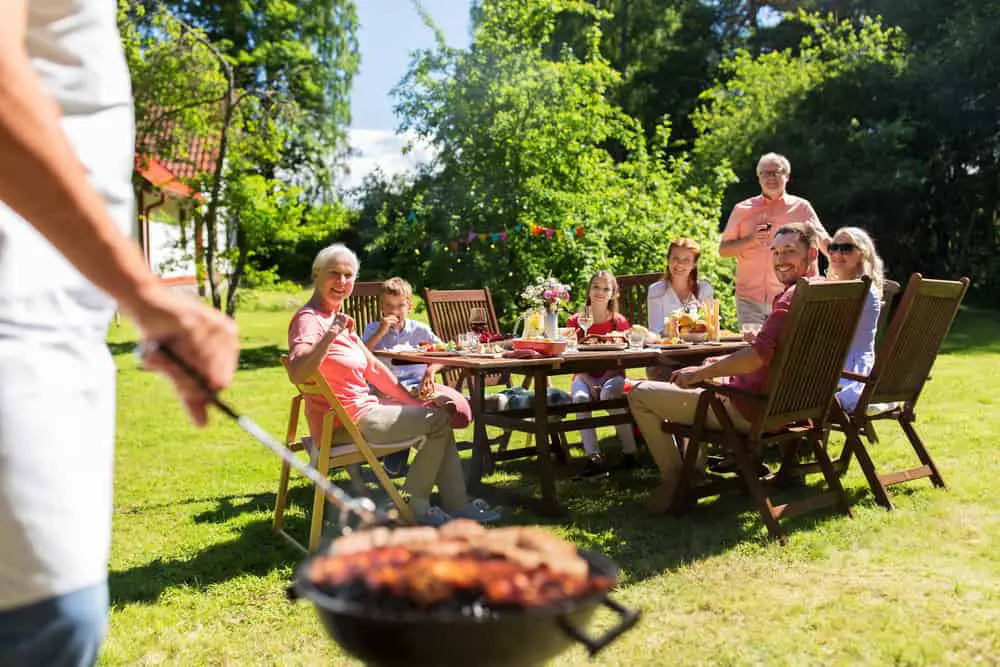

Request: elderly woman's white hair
left=831, top=226, right=885, bottom=295
left=757, top=152, right=792, bottom=176
left=311, top=243, right=360, bottom=280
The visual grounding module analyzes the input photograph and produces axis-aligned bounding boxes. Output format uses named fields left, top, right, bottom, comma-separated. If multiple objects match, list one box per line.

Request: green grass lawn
left=102, top=295, right=1000, bottom=665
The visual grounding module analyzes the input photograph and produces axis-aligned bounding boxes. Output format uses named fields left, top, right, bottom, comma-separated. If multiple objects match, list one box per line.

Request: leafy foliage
left=691, top=7, right=1000, bottom=296
left=364, top=0, right=733, bottom=327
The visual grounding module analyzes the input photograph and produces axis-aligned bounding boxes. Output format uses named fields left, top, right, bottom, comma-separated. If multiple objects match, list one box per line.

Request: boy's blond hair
left=380, top=277, right=413, bottom=301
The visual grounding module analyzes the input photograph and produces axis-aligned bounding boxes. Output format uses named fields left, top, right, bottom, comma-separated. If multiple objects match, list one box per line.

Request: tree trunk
left=225, top=221, right=248, bottom=317
left=204, top=98, right=232, bottom=310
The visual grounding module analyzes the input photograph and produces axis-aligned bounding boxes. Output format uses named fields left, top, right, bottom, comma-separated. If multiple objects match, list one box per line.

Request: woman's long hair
left=584, top=270, right=620, bottom=315
left=830, top=226, right=885, bottom=295
left=662, top=237, right=701, bottom=299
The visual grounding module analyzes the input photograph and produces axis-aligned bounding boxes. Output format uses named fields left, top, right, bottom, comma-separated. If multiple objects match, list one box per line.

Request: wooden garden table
left=380, top=342, right=746, bottom=517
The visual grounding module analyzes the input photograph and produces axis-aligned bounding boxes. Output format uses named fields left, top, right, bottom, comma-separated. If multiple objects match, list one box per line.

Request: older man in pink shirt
left=720, top=153, right=830, bottom=326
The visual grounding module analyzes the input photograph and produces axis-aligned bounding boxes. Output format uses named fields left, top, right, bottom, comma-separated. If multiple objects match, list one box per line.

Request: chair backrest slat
left=759, top=278, right=870, bottom=431
left=423, top=288, right=501, bottom=343
left=424, top=288, right=504, bottom=388
left=875, top=279, right=901, bottom=341
left=344, top=281, right=383, bottom=334
left=859, top=274, right=969, bottom=409
left=615, top=272, right=661, bottom=328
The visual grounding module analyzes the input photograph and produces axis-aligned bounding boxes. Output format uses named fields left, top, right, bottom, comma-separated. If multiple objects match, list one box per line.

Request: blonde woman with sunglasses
left=826, top=227, right=885, bottom=411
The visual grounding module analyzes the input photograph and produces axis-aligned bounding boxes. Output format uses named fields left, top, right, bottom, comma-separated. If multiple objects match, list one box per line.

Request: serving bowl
left=512, top=338, right=568, bottom=356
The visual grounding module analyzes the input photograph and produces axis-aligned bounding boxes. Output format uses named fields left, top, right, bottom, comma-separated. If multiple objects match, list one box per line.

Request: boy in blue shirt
left=362, top=278, right=471, bottom=475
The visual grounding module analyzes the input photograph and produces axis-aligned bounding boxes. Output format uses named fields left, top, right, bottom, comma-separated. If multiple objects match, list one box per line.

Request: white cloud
left=338, top=129, right=437, bottom=194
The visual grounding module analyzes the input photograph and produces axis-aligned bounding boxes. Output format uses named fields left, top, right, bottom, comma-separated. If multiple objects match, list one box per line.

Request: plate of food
left=416, top=342, right=459, bottom=356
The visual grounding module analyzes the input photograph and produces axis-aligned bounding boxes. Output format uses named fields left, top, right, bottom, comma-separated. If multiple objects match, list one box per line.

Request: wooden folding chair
left=615, top=272, right=661, bottom=329
left=830, top=273, right=970, bottom=510
left=343, top=281, right=383, bottom=334
left=423, top=288, right=568, bottom=457
left=423, top=287, right=513, bottom=391
left=875, top=278, right=901, bottom=344
left=661, top=278, right=870, bottom=542
left=273, top=357, right=418, bottom=552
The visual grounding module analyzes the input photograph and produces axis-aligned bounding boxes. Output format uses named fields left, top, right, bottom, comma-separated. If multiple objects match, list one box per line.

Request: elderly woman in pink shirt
left=286, top=243, right=500, bottom=526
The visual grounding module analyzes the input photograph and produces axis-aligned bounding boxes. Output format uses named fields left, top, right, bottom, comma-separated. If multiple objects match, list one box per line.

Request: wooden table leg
left=467, top=370, right=492, bottom=485
left=532, top=370, right=563, bottom=516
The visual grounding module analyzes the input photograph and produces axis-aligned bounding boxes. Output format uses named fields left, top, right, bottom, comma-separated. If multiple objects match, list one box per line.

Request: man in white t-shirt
left=0, top=3, right=240, bottom=665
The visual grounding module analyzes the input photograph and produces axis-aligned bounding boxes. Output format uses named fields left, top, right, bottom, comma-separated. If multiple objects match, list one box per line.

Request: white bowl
left=680, top=332, right=708, bottom=343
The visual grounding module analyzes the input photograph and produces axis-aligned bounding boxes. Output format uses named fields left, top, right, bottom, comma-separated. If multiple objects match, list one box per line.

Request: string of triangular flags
left=425, top=222, right=587, bottom=252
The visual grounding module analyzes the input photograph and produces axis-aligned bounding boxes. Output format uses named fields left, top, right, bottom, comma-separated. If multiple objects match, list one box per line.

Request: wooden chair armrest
left=841, top=371, right=869, bottom=382
left=697, top=380, right=766, bottom=408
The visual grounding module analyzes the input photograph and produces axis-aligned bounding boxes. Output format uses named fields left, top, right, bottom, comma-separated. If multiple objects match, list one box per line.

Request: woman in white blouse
left=646, top=237, right=715, bottom=334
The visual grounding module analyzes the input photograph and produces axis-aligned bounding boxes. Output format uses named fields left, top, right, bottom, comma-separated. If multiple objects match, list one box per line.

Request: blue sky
left=342, top=1, right=472, bottom=190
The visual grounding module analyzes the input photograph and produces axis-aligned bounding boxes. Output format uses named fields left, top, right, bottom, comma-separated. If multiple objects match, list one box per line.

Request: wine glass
left=577, top=306, right=594, bottom=339
left=468, top=307, right=488, bottom=337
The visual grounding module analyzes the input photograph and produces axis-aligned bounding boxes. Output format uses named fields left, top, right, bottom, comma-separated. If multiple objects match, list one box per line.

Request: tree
left=372, top=0, right=734, bottom=327
left=121, top=1, right=353, bottom=314
left=691, top=6, right=1000, bottom=295
left=161, top=0, right=360, bottom=197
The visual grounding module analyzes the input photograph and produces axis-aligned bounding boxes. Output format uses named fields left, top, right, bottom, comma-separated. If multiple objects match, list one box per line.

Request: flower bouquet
left=519, top=276, right=571, bottom=340
left=521, top=276, right=571, bottom=314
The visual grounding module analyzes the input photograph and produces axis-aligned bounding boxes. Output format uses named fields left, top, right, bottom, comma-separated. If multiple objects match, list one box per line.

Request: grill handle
left=557, top=595, right=641, bottom=656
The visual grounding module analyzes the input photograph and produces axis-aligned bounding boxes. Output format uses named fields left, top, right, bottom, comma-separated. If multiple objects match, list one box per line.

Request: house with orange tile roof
left=133, top=108, right=223, bottom=295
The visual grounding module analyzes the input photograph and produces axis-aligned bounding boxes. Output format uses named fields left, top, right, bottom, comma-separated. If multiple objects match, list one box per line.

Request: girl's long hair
left=584, top=270, right=620, bottom=315
left=662, top=237, right=701, bottom=299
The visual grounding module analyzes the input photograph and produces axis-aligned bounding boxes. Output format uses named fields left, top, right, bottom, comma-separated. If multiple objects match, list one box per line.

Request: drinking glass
left=457, top=332, right=478, bottom=351
left=468, top=307, right=488, bottom=336
left=628, top=327, right=646, bottom=350
left=740, top=322, right=762, bottom=342
left=561, top=328, right=578, bottom=352
left=577, top=306, right=594, bottom=338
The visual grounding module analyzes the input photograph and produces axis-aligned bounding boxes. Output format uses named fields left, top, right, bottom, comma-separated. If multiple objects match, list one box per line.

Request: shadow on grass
left=107, top=341, right=138, bottom=357
left=481, top=445, right=875, bottom=585
left=109, top=518, right=302, bottom=605
left=109, top=442, right=887, bottom=605
left=238, top=344, right=285, bottom=371
left=940, top=305, right=1000, bottom=356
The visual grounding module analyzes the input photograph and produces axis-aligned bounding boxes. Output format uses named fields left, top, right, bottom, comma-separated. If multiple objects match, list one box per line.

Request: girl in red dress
left=566, top=271, right=640, bottom=477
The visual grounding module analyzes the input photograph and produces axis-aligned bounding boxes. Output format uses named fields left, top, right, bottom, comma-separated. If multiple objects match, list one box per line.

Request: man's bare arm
left=0, top=2, right=238, bottom=424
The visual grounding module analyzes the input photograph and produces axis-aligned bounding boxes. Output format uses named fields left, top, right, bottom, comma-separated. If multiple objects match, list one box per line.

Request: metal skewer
left=138, top=342, right=385, bottom=534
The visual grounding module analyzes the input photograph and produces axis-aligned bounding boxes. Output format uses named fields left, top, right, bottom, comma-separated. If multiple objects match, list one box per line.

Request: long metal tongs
left=138, top=342, right=387, bottom=534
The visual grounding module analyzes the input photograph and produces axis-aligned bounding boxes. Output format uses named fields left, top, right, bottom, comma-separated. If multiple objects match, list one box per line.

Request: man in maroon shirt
left=629, top=222, right=819, bottom=513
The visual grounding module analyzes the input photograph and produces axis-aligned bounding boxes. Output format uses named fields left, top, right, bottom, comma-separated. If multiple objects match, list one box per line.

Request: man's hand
left=419, top=370, right=436, bottom=398
left=670, top=365, right=704, bottom=389
left=134, top=290, right=239, bottom=427
left=753, top=223, right=771, bottom=242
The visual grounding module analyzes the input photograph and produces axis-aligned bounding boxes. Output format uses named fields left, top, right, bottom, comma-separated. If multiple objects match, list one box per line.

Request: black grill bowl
left=292, top=549, right=640, bottom=667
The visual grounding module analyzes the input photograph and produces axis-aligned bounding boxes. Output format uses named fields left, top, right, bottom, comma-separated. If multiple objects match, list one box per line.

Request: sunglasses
left=829, top=242, right=858, bottom=254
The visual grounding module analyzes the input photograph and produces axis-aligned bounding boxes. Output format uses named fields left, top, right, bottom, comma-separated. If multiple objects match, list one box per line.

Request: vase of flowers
left=521, top=276, right=571, bottom=339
